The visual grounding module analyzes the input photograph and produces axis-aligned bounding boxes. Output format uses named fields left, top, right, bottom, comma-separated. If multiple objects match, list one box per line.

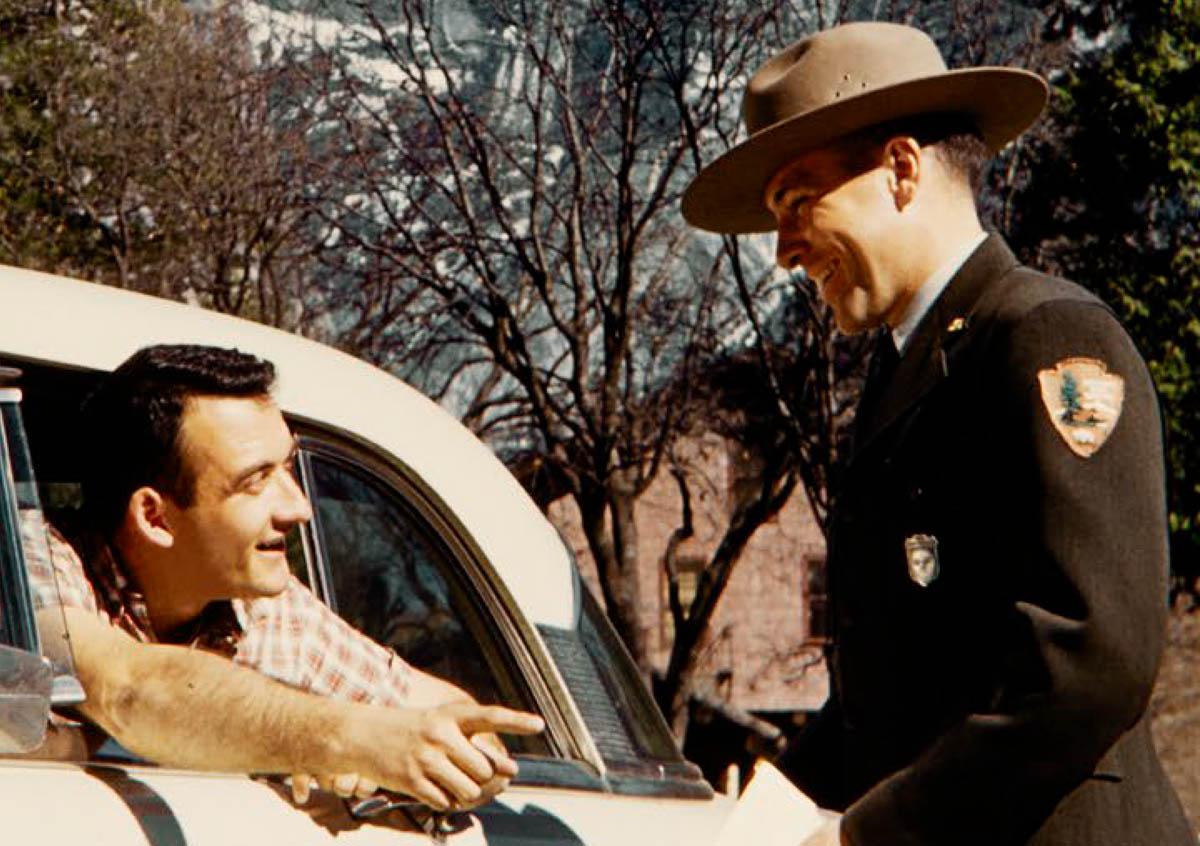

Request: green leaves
left=1009, top=0, right=1200, bottom=597
left=0, top=0, right=327, bottom=329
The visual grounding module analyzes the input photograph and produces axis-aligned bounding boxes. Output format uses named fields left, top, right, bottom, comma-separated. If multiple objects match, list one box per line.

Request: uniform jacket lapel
left=850, top=235, right=1020, bottom=461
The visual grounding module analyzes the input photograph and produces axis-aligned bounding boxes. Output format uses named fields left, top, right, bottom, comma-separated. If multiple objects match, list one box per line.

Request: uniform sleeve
left=234, top=577, right=416, bottom=707
left=842, top=299, right=1170, bottom=845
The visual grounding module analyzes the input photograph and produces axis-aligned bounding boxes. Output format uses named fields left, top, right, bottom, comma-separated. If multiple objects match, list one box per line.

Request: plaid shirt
left=23, top=514, right=414, bottom=707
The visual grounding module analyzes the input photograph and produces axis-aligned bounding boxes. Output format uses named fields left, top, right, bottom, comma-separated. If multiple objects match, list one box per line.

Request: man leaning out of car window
left=26, top=344, right=543, bottom=809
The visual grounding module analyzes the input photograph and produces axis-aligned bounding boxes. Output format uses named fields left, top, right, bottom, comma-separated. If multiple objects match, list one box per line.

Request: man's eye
left=242, top=471, right=270, bottom=492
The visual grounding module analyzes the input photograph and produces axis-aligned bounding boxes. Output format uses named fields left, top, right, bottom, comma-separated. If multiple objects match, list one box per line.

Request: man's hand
left=465, top=732, right=518, bottom=805
left=288, top=773, right=378, bottom=804
left=351, top=700, right=543, bottom=811
left=800, top=810, right=843, bottom=846
left=290, top=703, right=540, bottom=810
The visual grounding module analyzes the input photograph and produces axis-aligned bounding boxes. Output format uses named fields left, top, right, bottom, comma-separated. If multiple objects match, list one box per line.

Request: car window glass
left=1, top=398, right=44, bottom=653
left=0, top=409, right=26, bottom=649
left=284, top=526, right=311, bottom=590
left=1, top=393, right=81, bottom=692
left=303, top=449, right=549, bottom=755
left=538, top=585, right=685, bottom=771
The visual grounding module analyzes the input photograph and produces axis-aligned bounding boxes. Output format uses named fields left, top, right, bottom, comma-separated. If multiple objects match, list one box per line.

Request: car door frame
left=289, top=424, right=714, bottom=801
left=291, top=426, right=607, bottom=780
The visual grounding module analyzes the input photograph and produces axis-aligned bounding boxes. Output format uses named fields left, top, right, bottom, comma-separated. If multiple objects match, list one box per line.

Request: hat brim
left=681, top=67, right=1048, bottom=234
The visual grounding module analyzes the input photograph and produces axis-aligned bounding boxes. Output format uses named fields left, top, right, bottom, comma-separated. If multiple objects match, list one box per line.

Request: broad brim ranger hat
left=681, top=22, right=1049, bottom=234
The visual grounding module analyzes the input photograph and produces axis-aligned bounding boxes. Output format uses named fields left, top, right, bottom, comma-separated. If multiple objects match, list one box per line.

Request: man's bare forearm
left=63, top=607, right=355, bottom=772
left=56, top=607, right=544, bottom=807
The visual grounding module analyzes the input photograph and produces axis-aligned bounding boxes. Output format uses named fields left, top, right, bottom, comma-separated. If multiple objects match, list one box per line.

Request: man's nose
left=775, top=232, right=809, bottom=273
left=276, top=468, right=314, bottom=525
left=772, top=205, right=812, bottom=271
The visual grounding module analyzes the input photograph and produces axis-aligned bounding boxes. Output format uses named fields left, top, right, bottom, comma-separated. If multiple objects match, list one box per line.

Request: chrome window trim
left=536, top=574, right=713, bottom=797
left=286, top=423, right=607, bottom=778
left=0, top=389, right=41, bottom=655
left=0, top=376, right=85, bottom=707
left=287, top=424, right=714, bottom=800
left=291, top=449, right=336, bottom=610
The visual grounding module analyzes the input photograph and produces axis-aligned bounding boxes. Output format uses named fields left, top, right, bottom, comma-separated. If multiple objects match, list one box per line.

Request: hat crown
left=743, top=22, right=949, bottom=135
left=682, top=22, right=1047, bottom=234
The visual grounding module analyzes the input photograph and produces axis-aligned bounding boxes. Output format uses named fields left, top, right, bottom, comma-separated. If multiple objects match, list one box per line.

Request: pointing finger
left=455, top=704, right=545, bottom=737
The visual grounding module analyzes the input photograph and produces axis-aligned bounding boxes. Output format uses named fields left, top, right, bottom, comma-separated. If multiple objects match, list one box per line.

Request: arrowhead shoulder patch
left=1037, top=357, right=1124, bottom=458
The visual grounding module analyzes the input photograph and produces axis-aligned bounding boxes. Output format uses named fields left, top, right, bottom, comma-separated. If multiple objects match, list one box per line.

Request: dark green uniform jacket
left=778, top=236, right=1193, bottom=845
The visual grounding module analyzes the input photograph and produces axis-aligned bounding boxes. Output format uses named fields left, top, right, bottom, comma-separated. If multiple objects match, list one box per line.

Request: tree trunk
left=577, top=488, right=649, bottom=676
left=658, top=468, right=798, bottom=737
left=608, top=488, right=648, bottom=675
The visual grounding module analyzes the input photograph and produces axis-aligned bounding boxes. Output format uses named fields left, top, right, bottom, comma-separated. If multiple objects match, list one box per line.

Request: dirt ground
left=1150, top=605, right=1200, bottom=833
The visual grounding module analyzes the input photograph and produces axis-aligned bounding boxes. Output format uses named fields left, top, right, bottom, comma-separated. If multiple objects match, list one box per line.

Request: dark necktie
left=852, top=330, right=900, bottom=450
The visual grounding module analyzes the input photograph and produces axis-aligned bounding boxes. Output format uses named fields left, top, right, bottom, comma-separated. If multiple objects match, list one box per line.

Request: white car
left=0, top=263, right=733, bottom=845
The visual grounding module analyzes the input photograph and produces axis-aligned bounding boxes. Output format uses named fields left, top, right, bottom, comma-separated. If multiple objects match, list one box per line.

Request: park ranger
left=683, top=21, right=1193, bottom=846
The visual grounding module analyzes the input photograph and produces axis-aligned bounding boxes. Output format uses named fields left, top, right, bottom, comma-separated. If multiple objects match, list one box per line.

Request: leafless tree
left=285, top=0, right=1087, bottom=736
left=297, top=0, right=803, bottom=682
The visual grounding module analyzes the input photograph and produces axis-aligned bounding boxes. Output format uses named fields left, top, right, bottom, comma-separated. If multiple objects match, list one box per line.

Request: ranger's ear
left=883, top=136, right=922, bottom=212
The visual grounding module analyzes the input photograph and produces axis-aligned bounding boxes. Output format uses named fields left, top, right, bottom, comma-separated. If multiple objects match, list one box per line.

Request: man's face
left=764, top=145, right=906, bottom=333
left=164, top=395, right=312, bottom=602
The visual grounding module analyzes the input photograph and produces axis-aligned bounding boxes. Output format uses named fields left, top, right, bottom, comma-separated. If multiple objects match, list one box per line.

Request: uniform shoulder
left=988, top=264, right=1110, bottom=326
left=982, top=264, right=1149, bottom=391
left=963, top=261, right=1140, bottom=380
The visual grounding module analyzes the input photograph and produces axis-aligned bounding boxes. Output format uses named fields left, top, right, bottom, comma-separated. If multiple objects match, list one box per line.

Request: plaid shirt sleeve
left=20, top=514, right=100, bottom=615
left=233, top=577, right=414, bottom=707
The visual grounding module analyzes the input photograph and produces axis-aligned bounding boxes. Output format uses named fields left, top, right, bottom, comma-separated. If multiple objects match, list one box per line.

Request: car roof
left=0, top=263, right=575, bottom=628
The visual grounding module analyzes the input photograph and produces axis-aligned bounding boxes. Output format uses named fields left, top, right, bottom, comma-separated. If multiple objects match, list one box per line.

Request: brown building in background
left=546, top=433, right=830, bottom=732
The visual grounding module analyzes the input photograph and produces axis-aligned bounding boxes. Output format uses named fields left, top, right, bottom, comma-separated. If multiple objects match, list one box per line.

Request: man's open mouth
left=256, top=537, right=287, bottom=553
left=815, top=260, right=840, bottom=293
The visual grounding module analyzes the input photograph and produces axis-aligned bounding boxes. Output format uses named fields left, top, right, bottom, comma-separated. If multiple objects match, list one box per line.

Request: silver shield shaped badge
left=905, top=534, right=940, bottom=587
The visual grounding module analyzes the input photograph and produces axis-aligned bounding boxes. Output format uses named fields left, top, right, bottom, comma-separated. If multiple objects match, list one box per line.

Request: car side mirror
left=0, top=644, right=52, bottom=753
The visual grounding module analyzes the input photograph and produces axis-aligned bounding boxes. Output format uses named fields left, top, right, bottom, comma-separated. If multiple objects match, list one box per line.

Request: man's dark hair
left=80, top=344, right=276, bottom=537
left=836, top=112, right=993, bottom=193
